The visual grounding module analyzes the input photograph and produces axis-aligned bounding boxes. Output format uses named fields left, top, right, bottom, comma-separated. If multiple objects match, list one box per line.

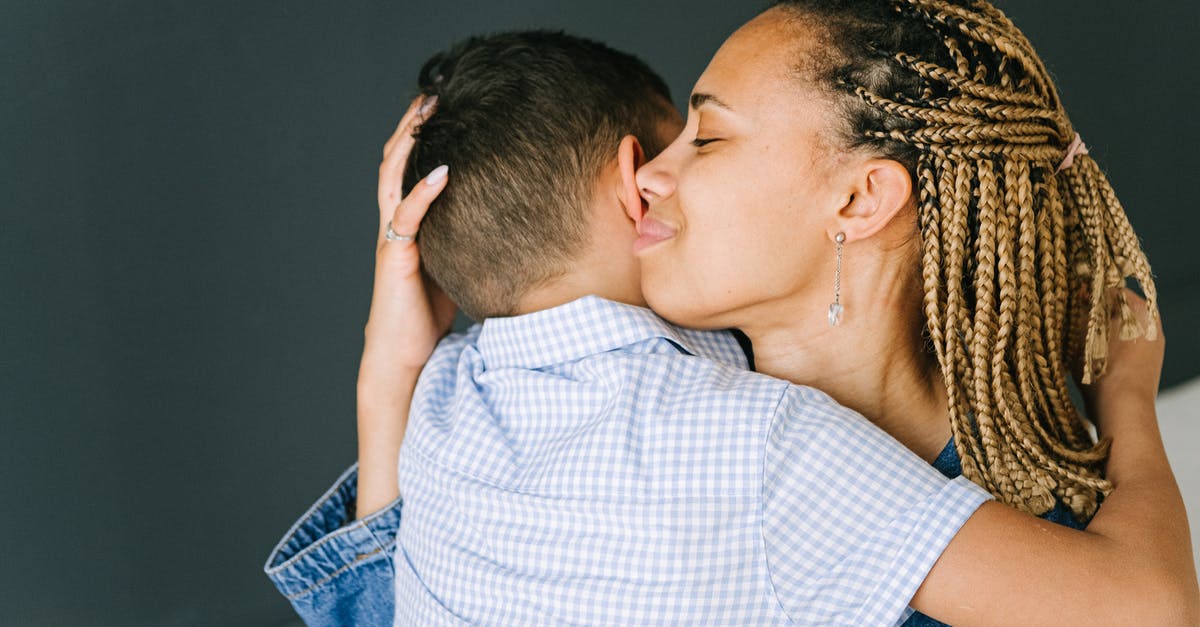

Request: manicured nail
left=425, top=164, right=449, bottom=185
left=418, top=95, right=438, bottom=116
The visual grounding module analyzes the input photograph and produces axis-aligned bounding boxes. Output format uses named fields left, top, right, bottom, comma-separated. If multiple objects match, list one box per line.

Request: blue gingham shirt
left=393, top=296, right=990, bottom=625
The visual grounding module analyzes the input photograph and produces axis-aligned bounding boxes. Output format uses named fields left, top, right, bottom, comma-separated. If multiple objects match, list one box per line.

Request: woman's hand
left=356, top=95, right=454, bottom=518
left=364, top=94, right=455, bottom=369
left=1081, top=289, right=1164, bottom=422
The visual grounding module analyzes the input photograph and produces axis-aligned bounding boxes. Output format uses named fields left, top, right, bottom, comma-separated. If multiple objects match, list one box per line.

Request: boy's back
left=395, top=296, right=988, bottom=625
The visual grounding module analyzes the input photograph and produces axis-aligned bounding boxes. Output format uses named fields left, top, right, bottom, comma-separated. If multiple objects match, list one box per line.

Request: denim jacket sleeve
left=264, top=463, right=402, bottom=626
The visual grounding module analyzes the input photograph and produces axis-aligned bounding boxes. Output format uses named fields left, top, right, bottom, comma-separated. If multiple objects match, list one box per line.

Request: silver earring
left=828, top=232, right=845, bottom=326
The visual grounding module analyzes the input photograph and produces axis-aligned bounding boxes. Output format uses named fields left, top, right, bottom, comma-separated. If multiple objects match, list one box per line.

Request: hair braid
left=1036, top=174, right=1087, bottom=440
left=905, top=0, right=1054, bottom=100
left=918, top=159, right=947, bottom=360
left=1012, top=160, right=1099, bottom=460
left=1008, top=159, right=1055, bottom=439
left=943, top=33, right=972, bottom=77
left=775, top=0, right=1157, bottom=517
left=940, top=155, right=995, bottom=492
left=986, top=159, right=1060, bottom=512
left=894, top=54, right=1042, bottom=107
left=994, top=162, right=1110, bottom=509
left=936, top=95, right=1059, bottom=124
left=1064, top=162, right=1120, bottom=380
left=970, top=157, right=1045, bottom=509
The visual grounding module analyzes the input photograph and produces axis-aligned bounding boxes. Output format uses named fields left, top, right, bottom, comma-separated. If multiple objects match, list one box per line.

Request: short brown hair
left=402, top=31, right=675, bottom=321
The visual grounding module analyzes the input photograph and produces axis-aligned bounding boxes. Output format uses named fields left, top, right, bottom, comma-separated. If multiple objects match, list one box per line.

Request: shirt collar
left=476, top=296, right=729, bottom=370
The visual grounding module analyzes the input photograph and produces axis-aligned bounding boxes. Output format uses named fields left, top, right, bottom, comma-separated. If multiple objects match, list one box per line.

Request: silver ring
left=385, top=220, right=415, bottom=242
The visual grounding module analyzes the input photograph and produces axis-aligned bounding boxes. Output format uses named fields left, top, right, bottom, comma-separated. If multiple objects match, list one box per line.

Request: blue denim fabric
left=264, top=464, right=401, bottom=627
left=902, top=439, right=1088, bottom=627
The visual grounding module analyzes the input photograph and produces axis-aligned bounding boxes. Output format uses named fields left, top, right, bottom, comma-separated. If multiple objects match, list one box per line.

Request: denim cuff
left=263, top=463, right=403, bottom=600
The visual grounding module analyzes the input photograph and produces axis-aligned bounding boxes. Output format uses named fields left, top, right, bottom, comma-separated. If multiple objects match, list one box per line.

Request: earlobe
left=833, top=159, right=914, bottom=242
left=617, top=135, right=647, bottom=224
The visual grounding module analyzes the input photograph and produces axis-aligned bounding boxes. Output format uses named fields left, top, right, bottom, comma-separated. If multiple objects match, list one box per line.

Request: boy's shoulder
left=419, top=304, right=849, bottom=423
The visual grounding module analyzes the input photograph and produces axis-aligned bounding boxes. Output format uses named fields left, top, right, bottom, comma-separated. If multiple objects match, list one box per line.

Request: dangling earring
left=828, top=232, right=845, bottom=327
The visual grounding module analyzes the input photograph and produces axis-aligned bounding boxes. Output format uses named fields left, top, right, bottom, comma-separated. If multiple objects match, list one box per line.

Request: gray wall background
left=2, top=1, right=1196, bottom=625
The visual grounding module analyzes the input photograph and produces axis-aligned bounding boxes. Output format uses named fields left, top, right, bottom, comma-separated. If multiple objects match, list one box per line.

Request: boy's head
left=402, top=31, right=679, bottom=321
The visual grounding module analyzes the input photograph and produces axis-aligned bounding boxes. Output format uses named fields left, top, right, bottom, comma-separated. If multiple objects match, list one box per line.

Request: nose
left=636, top=151, right=677, bottom=208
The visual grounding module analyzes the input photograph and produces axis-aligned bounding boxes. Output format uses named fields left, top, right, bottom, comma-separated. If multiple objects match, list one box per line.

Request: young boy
left=265, top=30, right=1191, bottom=626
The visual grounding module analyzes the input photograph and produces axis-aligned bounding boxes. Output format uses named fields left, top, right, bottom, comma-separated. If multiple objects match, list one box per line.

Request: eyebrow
left=689, top=92, right=733, bottom=111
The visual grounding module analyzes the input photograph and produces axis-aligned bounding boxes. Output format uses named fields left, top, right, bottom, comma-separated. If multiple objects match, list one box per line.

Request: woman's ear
left=617, top=134, right=647, bottom=225
left=832, top=159, right=914, bottom=242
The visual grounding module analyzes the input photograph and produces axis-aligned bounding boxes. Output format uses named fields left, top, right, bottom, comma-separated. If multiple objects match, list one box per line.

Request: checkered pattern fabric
left=395, top=296, right=990, bottom=625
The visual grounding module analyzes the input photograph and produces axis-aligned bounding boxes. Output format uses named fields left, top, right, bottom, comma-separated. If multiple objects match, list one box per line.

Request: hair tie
left=1055, top=133, right=1089, bottom=173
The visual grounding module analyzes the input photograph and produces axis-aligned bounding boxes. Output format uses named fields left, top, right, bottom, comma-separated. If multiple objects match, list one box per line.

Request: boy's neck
left=516, top=269, right=646, bottom=316
left=515, top=225, right=646, bottom=315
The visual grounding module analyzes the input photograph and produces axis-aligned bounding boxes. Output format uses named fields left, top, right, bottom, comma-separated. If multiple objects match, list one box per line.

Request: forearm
left=1087, top=394, right=1199, bottom=622
left=355, top=346, right=421, bottom=519
left=1080, top=291, right=1198, bottom=621
left=917, top=291, right=1196, bottom=625
left=914, top=398, right=1198, bottom=625
left=354, top=93, right=453, bottom=520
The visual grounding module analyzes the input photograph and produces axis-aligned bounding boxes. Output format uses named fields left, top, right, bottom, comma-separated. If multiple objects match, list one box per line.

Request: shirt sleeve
left=263, top=463, right=402, bottom=627
left=761, top=385, right=992, bottom=626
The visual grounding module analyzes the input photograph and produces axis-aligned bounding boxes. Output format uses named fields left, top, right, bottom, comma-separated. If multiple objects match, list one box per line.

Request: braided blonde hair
left=775, top=0, right=1157, bottom=517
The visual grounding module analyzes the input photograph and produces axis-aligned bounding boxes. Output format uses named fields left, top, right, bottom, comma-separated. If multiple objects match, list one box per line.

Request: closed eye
left=691, top=137, right=719, bottom=148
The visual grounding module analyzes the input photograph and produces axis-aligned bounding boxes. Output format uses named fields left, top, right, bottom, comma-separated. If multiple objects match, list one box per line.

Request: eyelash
left=691, top=137, right=719, bottom=148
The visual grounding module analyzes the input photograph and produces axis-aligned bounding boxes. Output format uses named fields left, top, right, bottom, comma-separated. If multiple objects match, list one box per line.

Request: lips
left=634, top=215, right=678, bottom=253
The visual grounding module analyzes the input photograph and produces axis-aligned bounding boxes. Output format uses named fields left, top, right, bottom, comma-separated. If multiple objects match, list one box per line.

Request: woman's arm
left=911, top=293, right=1199, bottom=626
left=356, top=95, right=454, bottom=518
left=263, top=97, right=450, bottom=624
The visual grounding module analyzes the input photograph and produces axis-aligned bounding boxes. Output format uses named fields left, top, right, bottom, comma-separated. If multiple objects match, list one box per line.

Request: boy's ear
left=617, top=135, right=647, bottom=225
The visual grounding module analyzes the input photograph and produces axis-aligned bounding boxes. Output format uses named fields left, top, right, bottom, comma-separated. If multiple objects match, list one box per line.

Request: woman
left=630, top=0, right=1193, bottom=623
left=307, top=0, right=1195, bottom=623
left=634, top=0, right=1153, bottom=523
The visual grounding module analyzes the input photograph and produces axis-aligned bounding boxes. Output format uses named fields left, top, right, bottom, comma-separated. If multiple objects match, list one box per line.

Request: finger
left=382, top=94, right=439, bottom=162
left=381, top=164, right=449, bottom=248
left=378, top=96, right=440, bottom=234
left=382, top=96, right=425, bottom=159
left=377, top=97, right=425, bottom=225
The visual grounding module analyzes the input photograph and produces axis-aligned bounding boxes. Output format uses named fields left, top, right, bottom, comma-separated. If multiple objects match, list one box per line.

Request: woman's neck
left=742, top=273, right=952, bottom=462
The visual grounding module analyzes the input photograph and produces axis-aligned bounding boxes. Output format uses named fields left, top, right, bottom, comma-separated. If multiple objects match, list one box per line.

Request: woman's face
left=635, top=10, right=853, bottom=331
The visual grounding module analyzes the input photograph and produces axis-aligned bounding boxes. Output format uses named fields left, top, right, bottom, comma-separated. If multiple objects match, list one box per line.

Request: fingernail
left=418, top=95, right=438, bottom=116
left=425, top=164, right=449, bottom=186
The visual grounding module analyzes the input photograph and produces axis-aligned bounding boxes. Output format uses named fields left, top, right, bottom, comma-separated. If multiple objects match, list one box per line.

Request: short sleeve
left=263, top=463, right=402, bottom=626
left=761, top=386, right=991, bottom=626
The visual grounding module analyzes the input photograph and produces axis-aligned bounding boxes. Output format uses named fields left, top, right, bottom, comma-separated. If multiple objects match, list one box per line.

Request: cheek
left=682, top=156, right=799, bottom=265
left=641, top=167, right=789, bottom=326
left=642, top=118, right=836, bottom=320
